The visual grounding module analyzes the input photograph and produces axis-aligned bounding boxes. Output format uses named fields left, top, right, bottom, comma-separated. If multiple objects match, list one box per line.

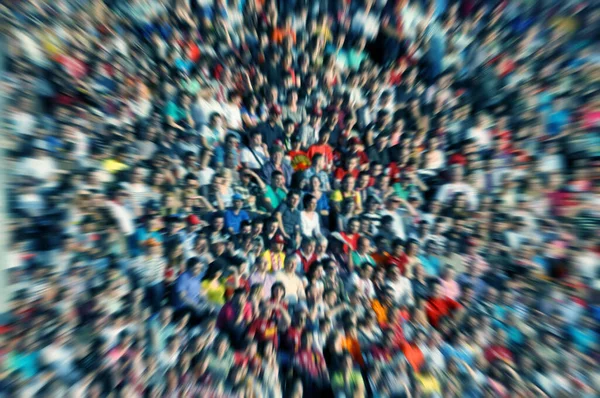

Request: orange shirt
left=371, top=251, right=390, bottom=267
left=401, top=341, right=424, bottom=371
left=341, top=335, right=364, bottom=367
left=372, top=299, right=391, bottom=327
left=272, top=28, right=296, bottom=44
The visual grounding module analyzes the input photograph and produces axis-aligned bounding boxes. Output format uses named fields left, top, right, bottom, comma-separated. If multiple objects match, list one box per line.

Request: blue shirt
left=418, top=255, right=442, bottom=277
left=547, top=110, right=569, bottom=136
left=224, top=209, right=250, bottom=234
left=175, top=271, right=202, bottom=308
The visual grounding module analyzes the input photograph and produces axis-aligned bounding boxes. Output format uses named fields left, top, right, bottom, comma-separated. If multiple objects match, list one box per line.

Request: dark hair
left=303, top=193, right=315, bottom=208
left=186, top=257, right=200, bottom=271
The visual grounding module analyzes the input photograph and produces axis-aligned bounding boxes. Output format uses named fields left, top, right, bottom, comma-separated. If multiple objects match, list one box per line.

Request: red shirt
left=548, top=190, right=577, bottom=217
left=333, top=167, right=360, bottom=181
left=448, top=153, right=468, bottom=166
left=425, top=297, right=462, bottom=327
left=295, top=349, right=327, bottom=378
left=216, top=302, right=253, bottom=330
left=340, top=232, right=359, bottom=251
left=282, top=326, right=303, bottom=354
left=484, top=345, right=513, bottom=364
left=248, top=317, right=279, bottom=347
left=307, top=143, right=334, bottom=165
left=388, top=253, right=408, bottom=275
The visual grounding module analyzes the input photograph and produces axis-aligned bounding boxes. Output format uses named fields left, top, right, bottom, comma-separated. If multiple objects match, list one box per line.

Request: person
left=262, top=234, right=286, bottom=273
left=175, top=257, right=212, bottom=321
left=425, top=282, right=463, bottom=328
left=224, top=194, right=250, bottom=235
left=262, top=170, right=288, bottom=212
left=275, top=190, right=301, bottom=242
left=300, top=193, right=322, bottom=237
left=248, top=257, right=277, bottom=299
left=275, top=255, right=306, bottom=305
left=260, top=145, right=293, bottom=186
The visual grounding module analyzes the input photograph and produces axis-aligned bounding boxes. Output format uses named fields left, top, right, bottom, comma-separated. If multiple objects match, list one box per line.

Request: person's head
left=303, top=193, right=317, bottom=212
left=357, top=236, right=371, bottom=252
left=271, top=282, right=285, bottom=301
left=250, top=130, right=263, bottom=146
left=271, top=234, right=285, bottom=253
left=271, top=147, right=284, bottom=165
left=341, top=175, right=356, bottom=192
left=451, top=164, right=464, bottom=183
left=301, top=235, right=316, bottom=253
left=316, top=236, right=328, bottom=254
left=287, top=190, right=301, bottom=209
left=271, top=170, right=285, bottom=188
left=312, top=154, right=324, bottom=170
left=319, top=128, right=330, bottom=144
left=347, top=217, right=360, bottom=234
left=406, top=238, right=420, bottom=256
left=233, top=287, right=248, bottom=307
left=387, top=194, right=402, bottom=210
left=232, top=194, right=244, bottom=210
left=212, top=211, right=225, bottom=231
left=284, top=255, right=298, bottom=273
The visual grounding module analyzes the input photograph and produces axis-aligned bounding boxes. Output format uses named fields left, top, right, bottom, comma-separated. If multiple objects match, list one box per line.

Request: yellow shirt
left=415, top=373, right=441, bottom=395
left=330, top=190, right=362, bottom=209
left=103, top=159, right=129, bottom=174
left=262, top=250, right=286, bottom=272
left=201, top=280, right=226, bottom=305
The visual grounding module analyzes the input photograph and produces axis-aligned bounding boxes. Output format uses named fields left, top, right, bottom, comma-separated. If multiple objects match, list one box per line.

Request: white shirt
left=380, top=208, right=407, bottom=241
left=19, top=156, right=58, bottom=183
left=198, top=167, right=215, bottom=187
left=106, top=201, right=135, bottom=236
left=387, top=277, right=413, bottom=305
left=241, top=145, right=268, bottom=169
left=436, top=182, right=479, bottom=210
left=469, top=126, right=492, bottom=149
left=276, top=271, right=306, bottom=305
left=351, top=10, right=381, bottom=40
left=300, top=211, right=321, bottom=237
left=222, top=102, right=243, bottom=130
left=11, top=111, right=36, bottom=136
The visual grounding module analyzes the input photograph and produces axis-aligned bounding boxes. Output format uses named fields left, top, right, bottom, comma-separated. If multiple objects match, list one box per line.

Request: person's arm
left=314, top=214, right=322, bottom=236
left=399, top=198, right=418, bottom=217
left=413, top=174, right=428, bottom=191
left=275, top=210, right=290, bottom=239
left=297, top=278, right=307, bottom=301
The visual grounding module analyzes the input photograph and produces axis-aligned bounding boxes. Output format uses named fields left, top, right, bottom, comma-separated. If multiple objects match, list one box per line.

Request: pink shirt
left=440, top=279, right=461, bottom=301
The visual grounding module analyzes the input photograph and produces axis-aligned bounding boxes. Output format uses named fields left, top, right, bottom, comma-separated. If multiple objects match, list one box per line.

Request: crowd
left=2, top=0, right=600, bottom=397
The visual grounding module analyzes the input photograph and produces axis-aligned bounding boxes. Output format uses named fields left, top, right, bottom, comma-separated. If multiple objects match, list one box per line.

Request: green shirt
left=165, top=101, right=186, bottom=122
left=348, top=49, right=366, bottom=70
left=183, top=78, right=201, bottom=95
left=351, top=251, right=375, bottom=268
left=332, top=370, right=364, bottom=396
left=264, top=186, right=287, bottom=211
left=393, top=182, right=416, bottom=200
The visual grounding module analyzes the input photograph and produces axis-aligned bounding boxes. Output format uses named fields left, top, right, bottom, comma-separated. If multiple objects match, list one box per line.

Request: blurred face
left=310, top=176, right=321, bottom=190
left=285, top=257, right=297, bottom=272
left=272, top=151, right=283, bottom=164
left=342, top=177, right=356, bottom=191
left=306, top=197, right=317, bottom=211
left=304, top=241, right=316, bottom=254
left=288, top=193, right=300, bottom=208
left=273, top=174, right=285, bottom=187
